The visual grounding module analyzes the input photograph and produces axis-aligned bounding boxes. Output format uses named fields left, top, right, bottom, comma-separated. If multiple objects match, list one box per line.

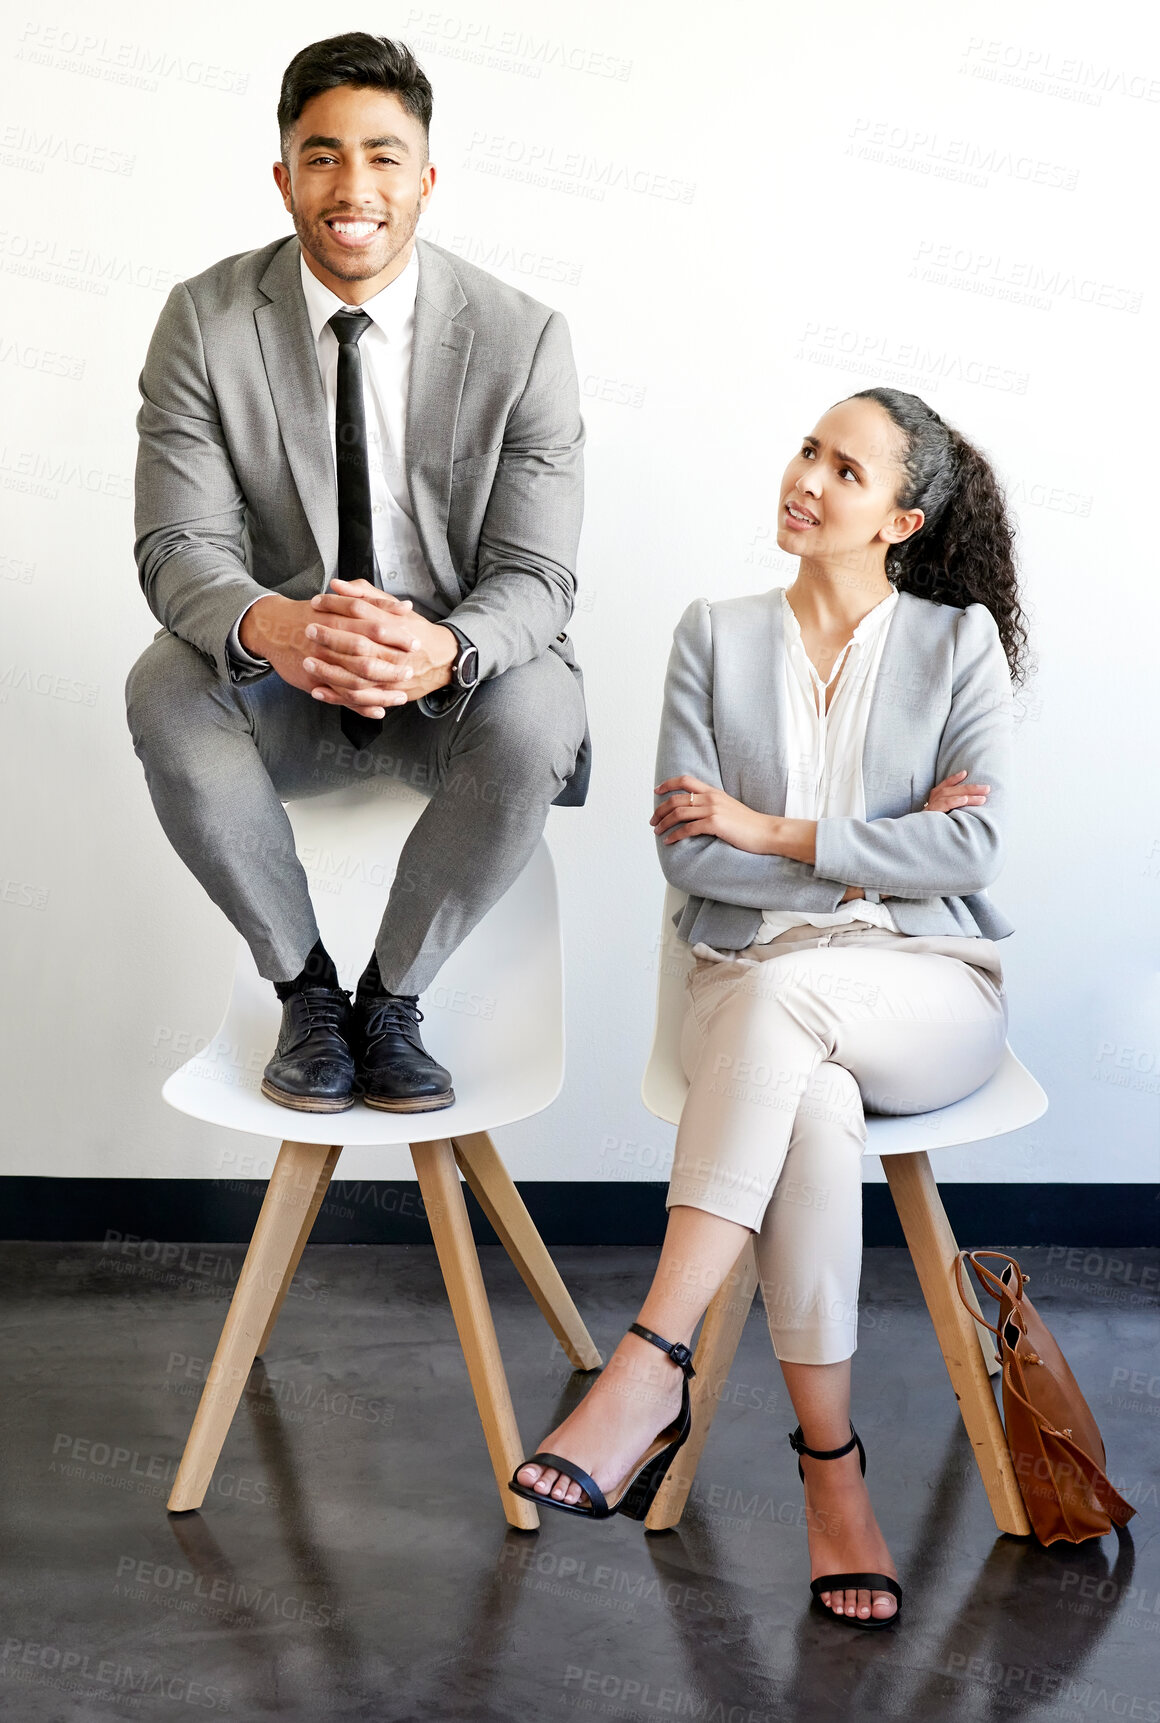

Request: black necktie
left=328, top=308, right=382, bottom=752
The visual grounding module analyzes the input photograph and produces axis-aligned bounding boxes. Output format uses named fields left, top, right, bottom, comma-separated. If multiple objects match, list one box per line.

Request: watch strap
left=444, top=624, right=478, bottom=686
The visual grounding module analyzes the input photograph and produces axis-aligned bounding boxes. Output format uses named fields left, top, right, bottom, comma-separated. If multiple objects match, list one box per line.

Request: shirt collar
left=780, top=585, right=898, bottom=646
left=298, top=242, right=419, bottom=346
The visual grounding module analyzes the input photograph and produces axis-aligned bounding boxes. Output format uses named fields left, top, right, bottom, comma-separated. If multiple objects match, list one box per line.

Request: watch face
left=457, top=645, right=480, bottom=689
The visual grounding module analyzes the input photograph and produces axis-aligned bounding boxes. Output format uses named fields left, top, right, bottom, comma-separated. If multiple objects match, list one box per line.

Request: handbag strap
left=953, top=1249, right=1025, bottom=1339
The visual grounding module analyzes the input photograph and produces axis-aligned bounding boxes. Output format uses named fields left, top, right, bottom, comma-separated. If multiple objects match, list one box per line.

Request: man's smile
left=324, top=216, right=388, bottom=247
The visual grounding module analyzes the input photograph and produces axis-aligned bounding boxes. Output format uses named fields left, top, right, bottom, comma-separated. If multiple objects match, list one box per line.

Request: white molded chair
left=162, top=784, right=601, bottom=1530
left=639, top=885, right=1048, bottom=1537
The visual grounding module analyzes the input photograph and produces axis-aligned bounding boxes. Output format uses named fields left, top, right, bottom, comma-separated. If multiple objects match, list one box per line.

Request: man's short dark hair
left=277, top=33, right=433, bottom=162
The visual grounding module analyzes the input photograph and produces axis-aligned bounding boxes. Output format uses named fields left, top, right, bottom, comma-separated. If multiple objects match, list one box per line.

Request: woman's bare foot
left=799, top=1446, right=899, bottom=1622
left=514, top=1330, right=687, bottom=1507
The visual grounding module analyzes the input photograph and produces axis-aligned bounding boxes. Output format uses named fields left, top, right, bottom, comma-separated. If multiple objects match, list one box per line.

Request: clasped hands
left=650, top=770, right=990, bottom=903
left=238, top=578, right=458, bottom=716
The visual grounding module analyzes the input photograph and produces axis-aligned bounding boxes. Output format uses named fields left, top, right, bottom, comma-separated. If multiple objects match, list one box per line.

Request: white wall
left=2, top=0, right=1157, bottom=1188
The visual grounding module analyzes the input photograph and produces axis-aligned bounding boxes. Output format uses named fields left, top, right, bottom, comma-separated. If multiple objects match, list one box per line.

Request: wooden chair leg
left=883, top=1152, right=1031, bottom=1537
left=452, top=1131, right=602, bottom=1372
left=644, top=1240, right=759, bottom=1531
left=411, top=1138, right=539, bottom=1532
left=167, top=1140, right=340, bottom=1513
left=256, top=1144, right=342, bottom=1357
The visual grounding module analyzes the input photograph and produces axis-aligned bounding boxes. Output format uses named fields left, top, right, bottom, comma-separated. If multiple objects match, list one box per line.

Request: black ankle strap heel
left=788, top=1422, right=902, bottom=1630
left=509, top=1324, right=697, bottom=1521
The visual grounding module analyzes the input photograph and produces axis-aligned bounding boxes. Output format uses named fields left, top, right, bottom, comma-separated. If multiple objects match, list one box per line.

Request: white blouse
left=755, top=587, right=901, bottom=944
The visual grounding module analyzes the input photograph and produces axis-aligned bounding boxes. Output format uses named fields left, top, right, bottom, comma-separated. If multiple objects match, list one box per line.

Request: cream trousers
left=672, top=923, right=1009, bottom=1366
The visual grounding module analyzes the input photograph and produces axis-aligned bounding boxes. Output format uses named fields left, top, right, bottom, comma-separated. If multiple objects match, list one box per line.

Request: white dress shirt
left=755, top=586, right=901, bottom=942
left=227, top=243, right=435, bottom=674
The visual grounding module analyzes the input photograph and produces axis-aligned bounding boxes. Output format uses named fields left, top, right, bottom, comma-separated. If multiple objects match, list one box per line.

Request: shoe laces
left=362, top=994, right=424, bottom=1049
left=292, top=987, right=350, bottom=1033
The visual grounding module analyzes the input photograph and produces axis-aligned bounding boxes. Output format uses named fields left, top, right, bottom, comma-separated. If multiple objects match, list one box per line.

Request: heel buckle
left=628, top=1322, right=696, bottom=1379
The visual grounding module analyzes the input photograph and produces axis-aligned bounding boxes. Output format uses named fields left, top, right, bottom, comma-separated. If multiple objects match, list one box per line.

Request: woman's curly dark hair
left=841, top=387, right=1032, bottom=685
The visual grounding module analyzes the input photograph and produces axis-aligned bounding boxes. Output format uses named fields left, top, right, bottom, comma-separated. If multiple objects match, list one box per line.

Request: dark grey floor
left=1, top=1241, right=1156, bottom=1723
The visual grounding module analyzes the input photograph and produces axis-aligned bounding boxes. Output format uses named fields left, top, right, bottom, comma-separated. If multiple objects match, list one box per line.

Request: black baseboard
left=1, top=1178, right=1157, bottom=1248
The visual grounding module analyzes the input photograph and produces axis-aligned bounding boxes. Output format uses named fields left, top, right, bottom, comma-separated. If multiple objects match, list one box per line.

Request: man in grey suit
left=126, top=33, right=589, bottom=1115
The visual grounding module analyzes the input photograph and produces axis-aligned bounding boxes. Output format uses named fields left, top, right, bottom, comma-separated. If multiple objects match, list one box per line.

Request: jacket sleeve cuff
left=433, top=608, right=509, bottom=682
left=225, top=599, right=273, bottom=683
left=812, top=818, right=860, bottom=886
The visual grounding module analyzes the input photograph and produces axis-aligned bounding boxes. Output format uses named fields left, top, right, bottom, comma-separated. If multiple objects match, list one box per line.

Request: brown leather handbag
left=955, top=1250, right=1136, bottom=1545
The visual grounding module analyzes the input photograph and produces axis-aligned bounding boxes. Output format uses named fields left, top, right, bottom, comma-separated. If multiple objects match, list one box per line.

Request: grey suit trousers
left=125, top=632, right=586, bottom=994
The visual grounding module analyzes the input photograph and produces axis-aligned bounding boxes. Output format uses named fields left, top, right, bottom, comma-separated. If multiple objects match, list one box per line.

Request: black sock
left=357, top=950, right=388, bottom=1001
left=274, top=939, right=340, bottom=1001
left=356, top=952, right=415, bottom=1003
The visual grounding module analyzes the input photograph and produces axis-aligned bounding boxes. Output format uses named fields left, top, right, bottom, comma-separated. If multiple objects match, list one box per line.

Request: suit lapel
left=254, top=239, right=337, bottom=575
left=406, top=239, right=473, bottom=609
left=726, top=591, right=789, bottom=814
left=762, top=590, right=791, bottom=813
left=861, top=589, right=918, bottom=813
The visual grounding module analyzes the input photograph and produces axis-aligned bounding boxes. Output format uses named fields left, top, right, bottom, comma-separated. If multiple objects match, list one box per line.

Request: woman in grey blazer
left=512, top=387, right=1031, bottom=1630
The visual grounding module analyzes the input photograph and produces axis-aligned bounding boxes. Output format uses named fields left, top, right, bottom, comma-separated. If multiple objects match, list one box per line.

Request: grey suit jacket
left=655, top=588, right=1015, bottom=947
left=133, top=233, right=590, bottom=803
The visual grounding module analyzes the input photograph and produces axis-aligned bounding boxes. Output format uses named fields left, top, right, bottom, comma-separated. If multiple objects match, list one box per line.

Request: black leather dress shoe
left=261, top=987, right=355, bottom=1113
left=353, top=993, right=454, bottom=1113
